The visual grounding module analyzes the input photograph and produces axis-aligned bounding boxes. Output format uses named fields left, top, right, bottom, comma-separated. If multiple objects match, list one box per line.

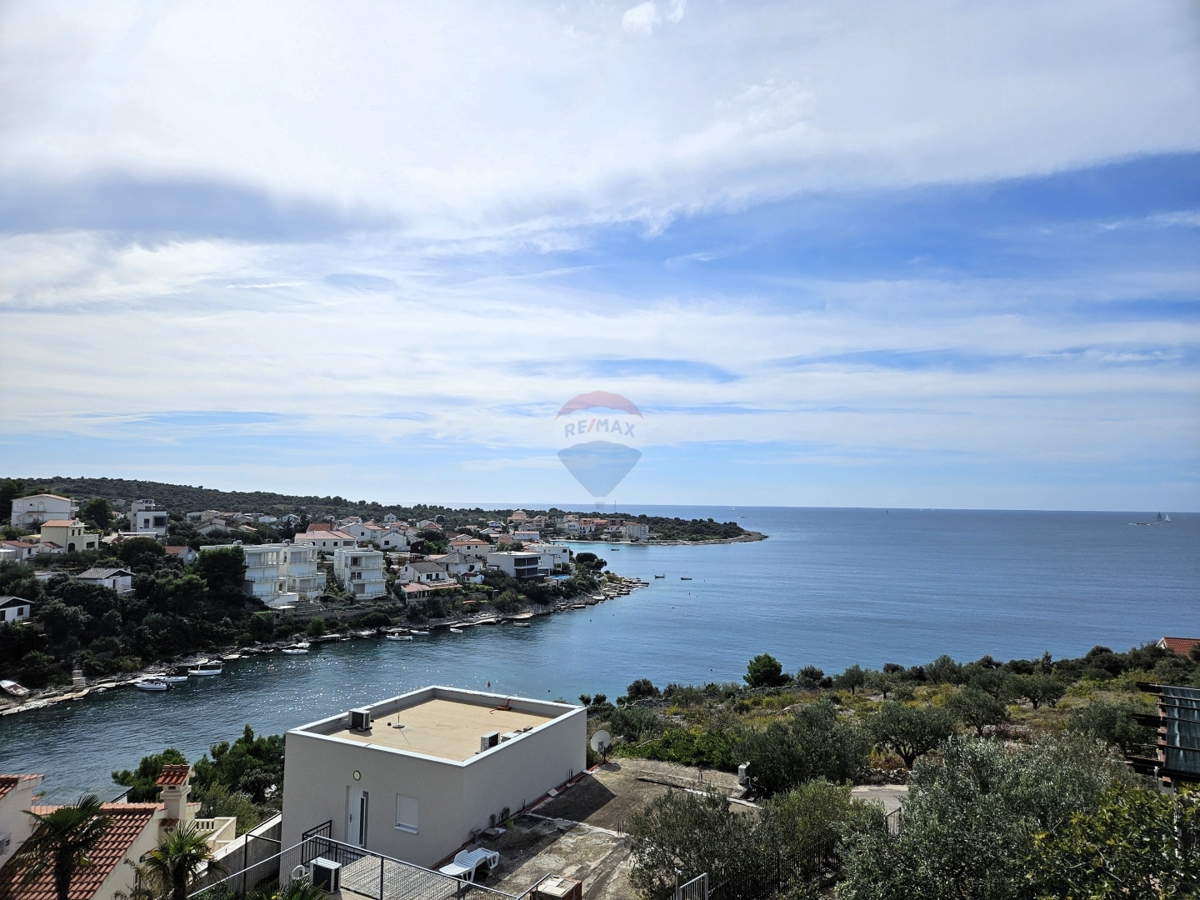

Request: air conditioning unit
left=311, top=857, right=341, bottom=894
left=0, top=831, right=11, bottom=856
left=350, top=708, right=372, bottom=732
left=737, top=762, right=751, bottom=785
left=480, top=731, right=500, bottom=753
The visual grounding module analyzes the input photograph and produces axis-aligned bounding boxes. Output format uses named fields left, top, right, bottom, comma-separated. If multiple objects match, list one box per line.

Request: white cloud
left=0, top=1, right=1195, bottom=238
left=622, top=2, right=660, bottom=35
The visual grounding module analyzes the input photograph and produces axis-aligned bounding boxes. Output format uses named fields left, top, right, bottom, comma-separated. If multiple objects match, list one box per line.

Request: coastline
left=561, top=530, right=767, bottom=547
left=0, top=574, right=648, bottom=720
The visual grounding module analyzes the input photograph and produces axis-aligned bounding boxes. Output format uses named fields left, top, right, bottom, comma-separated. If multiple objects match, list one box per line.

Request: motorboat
left=410, top=630, right=430, bottom=636
left=449, top=627, right=464, bottom=634
left=680, top=576, right=692, bottom=581
left=160, top=674, right=188, bottom=683
left=187, top=661, right=223, bottom=676
left=654, top=574, right=665, bottom=579
left=513, top=622, right=531, bottom=628
left=385, top=634, right=413, bottom=642
left=295, top=641, right=311, bottom=649
left=136, top=680, right=170, bottom=692
left=281, top=646, right=309, bottom=655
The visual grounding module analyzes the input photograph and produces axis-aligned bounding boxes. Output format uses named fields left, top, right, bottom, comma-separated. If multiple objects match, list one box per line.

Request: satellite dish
left=590, top=730, right=611, bottom=756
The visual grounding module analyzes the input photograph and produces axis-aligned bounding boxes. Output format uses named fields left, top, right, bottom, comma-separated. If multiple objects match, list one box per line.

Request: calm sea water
left=1, top=506, right=1195, bottom=802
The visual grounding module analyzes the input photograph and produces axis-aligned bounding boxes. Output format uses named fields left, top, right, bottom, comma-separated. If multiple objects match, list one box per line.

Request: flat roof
left=294, top=687, right=577, bottom=765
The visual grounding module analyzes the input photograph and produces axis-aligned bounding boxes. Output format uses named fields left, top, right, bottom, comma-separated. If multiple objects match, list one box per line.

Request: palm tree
left=141, top=824, right=217, bottom=900
left=12, top=794, right=112, bottom=900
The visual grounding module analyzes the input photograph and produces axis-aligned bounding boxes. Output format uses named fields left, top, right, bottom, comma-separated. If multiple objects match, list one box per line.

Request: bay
left=1, top=506, right=1195, bottom=802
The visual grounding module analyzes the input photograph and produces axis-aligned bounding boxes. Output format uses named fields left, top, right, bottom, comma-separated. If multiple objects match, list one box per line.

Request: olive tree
left=870, top=702, right=955, bottom=769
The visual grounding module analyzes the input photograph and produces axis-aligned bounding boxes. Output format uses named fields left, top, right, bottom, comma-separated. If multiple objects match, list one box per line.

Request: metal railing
left=707, top=836, right=838, bottom=900
left=190, top=833, right=522, bottom=900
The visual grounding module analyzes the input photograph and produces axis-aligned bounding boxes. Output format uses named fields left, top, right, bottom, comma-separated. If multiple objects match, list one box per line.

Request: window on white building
left=396, top=795, right=418, bottom=833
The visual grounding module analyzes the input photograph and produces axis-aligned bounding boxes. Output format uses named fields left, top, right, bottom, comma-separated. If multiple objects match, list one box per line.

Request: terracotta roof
left=40, top=520, right=79, bottom=528
left=156, top=765, right=191, bottom=787
left=0, top=803, right=159, bottom=900
left=0, top=775, right=24, bottom=801
left=1159, top=637, right=1200, bottom=656
left=165, top=546, right=186, bottom=554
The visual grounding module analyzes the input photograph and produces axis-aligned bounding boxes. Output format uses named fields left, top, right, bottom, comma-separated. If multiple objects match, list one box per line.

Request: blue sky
left=0, top=1, right=1197, bottom=510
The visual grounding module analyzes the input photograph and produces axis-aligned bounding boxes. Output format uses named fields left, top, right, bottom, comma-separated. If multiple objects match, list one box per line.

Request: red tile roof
left=40, top=520, right=79, bottom=528
left=0, top=775, right=23, bottom=802
left=156, top=765, right=191, bottom=787
left=1159, top=637, right=1200, bottom=657
left=0, top=803, right=160, bottom=900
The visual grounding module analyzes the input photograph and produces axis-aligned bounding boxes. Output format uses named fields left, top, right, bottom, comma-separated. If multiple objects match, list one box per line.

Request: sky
left=0, top=0, right=1198, bottom=511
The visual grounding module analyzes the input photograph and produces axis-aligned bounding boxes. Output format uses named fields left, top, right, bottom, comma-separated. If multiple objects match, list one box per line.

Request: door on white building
left=347, top=789, right=369, bottom=847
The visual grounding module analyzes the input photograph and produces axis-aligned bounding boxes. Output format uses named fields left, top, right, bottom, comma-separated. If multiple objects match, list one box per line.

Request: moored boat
left=136, top=680, right=170, bottom=692
left=281, top=646, right=309, bottom=655
left=449, top=627, right=464, bottom=634
left=187, top=661, right=223, bottom=676
left=410, top=630, right=430, bottom=636
left=385, top=634, right=413, bottom=642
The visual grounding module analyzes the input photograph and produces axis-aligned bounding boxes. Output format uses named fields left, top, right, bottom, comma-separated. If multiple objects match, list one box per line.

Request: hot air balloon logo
left=555, top=391, right=644, bottom=505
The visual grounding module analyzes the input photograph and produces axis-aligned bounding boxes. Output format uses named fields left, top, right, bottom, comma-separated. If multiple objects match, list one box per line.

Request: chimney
left=156, top=765, right=193, bottom=824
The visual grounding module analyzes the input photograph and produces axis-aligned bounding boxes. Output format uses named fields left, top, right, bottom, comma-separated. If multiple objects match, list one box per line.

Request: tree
left=79, top=498, right=114, bottom=533
left=745, top=653, right=788, bottom=689
left=1067, top=701, right=1154, bottom=755
left=945, top=688, right=1010, bottom=737
left=740, top=700, right=869, bottom=796
left=11, top=794, right=112, bottom=900
left=1011, top=674, right=1065, bottom=709
left=838, top=736, right=1126, bottom=900
left=835, top=663, right=866, bottom=695
left=626, top=678, right=660, bottom=702
left=141, top=824, right=218, bottom=900
left=870, top=702, right=955, bottom=769
left=626, top=789, right=760, bottom=900
left=0, top=479, right=26, bottom=523
left=1028, top=784, right=1200, bottom=899
left=192, top=545, right=246, bottom=595
left=112, top=749, right=189, bottom=802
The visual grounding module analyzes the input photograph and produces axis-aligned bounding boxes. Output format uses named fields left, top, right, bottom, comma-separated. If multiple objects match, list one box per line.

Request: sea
left=0, top=506, right=1195, bottom=802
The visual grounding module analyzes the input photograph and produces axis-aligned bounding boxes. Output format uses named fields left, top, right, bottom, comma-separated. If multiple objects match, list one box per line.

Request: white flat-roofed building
left=333, top=547, right=387, bottom=599
left=10, top=494, right=76, bottom=528
left=293, top=530, right=357, bottom=552
left=280, top=687, right=585, bottom=869
left=281, top=544, right=322, bottom=598
left=524, top=543, right=572, bottom=573
left=129, top=500, right=170, bottom=536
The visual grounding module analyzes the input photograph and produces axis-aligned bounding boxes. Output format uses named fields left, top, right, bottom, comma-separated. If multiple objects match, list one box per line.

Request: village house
left=449, top=536, right=491, bottom=560
left=398, top=559, right=451, bottom=585
left=279, top=687, right=585, bottom=869
left=0, top=765, right=236, bottom=900
left=0, top=596, right=33, bottom=624
left=77, top=567, right=135, bottom=594
left=377, top=525, right=413, bottom=550
left=512, top=529, right=540, bottom=543
left=333, top=547, right=387, bottom=599
left=426, top=552, right=484, bottom=582
left=341, top=522, right=385, bottom=544
left=39, top=520, right=99, bottom=553
left=292, top=529, right=357, bottom=552
left=382, top=512, right=398, bottom=524
left=9, top=494, right=76, bottom=529
left=620, top=521, right=651, bottom=541
left=197, top=542, right=319, bottom=606
left=165, top=545, right=197, bottom=565
left=128, top=500, right=170, bottom=536
left=486, top=550, right=543, bottom=580
left=523, top=543, right=572, bottom=573
left=0, top=542, right=44, bottom=562
left=507, top=510, right=528, bottom=523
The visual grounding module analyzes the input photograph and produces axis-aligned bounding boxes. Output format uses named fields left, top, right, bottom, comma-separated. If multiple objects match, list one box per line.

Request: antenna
left=589, top=730, right=611, bottom=760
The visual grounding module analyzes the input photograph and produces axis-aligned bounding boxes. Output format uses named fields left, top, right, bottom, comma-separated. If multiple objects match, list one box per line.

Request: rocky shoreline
left=0, top=574, right=648, bottom=719
left=564, top=530, right=767, bottom=547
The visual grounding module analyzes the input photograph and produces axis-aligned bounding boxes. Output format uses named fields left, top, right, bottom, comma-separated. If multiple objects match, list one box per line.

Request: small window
left=396, top=796, right=418, bottom=833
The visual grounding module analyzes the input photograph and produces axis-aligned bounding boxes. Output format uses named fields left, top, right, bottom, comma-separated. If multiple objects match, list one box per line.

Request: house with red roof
left=0, top=766, right=236, bottom=900
left=1158, top=636, right=1200, bottom=657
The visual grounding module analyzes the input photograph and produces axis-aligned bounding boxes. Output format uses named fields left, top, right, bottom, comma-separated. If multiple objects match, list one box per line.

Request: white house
left=382, top=513, right=398, bottom=524
left=0, top=596, right=33, bottom=624
left=486, top=551, right=543, bottom=580
left=378, top=526, right=413, bottom=551
left=512, top=529, right=540, bottom=543
left=293, top=530, right=357, bottom=552
left=524, top=543, right=572, bottom=573
left=281, top=544, right=322, bottom=598
left=165, top=545, right=198, bottom=565
left=0, top=542, right=42, bottom=562
left=128, top=500, right=170, bottom=536
left=280, top=687, right=585, bottom=869
left=428, top=552, right=483, bottom=579
left=398, top=560, right=451, bottom=585
left=333, top=548, right=387, bottom=599
left=9, top=494, right=76, bottom=528
left=620, top=522, right=651, bottom=541
left=448, top=536, right=491, bottom=560
left=77, top=567, right=135, bottom=594
left=341, top=522, right=385, bottom=544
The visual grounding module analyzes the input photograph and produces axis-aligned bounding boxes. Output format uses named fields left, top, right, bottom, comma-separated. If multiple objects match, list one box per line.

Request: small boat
left=680, top=576, right=692, bottom=581
left=410, top=630, right=430, bottom=636
left=513, top=622, right=531, bottom=628
left=187, top=662, right=223, bottom=676
left=281, top=646, right=309, bottom=655
left=159, top=672, right=188, bottom=683
left=385, top=634, right=413, bottom=642
left=654, top=574, right=665, bottom=579
left=136, top=680, right=170, bottom=692
left=449, top=627, right=464, bottom=634
left=222, top=653, right=242, bottom=661
left=295, top=641, right=311, bottom=649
